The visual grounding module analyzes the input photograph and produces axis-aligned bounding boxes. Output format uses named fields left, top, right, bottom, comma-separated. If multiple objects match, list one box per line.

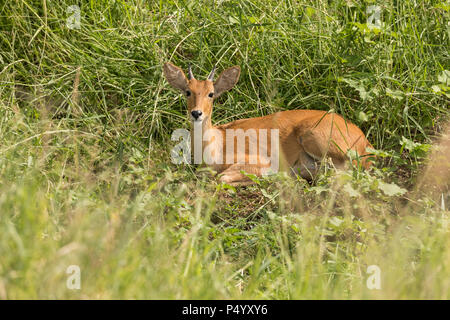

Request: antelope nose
left=191, top=110, right=202, bottom=119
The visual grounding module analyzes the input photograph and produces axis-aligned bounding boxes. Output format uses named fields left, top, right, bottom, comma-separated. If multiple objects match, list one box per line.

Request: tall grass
left=0, top=0, right=449, bottom=299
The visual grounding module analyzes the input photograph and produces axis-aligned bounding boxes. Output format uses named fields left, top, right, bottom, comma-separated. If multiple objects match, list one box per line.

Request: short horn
left=207, top=65, right=216, bottom=81
left=188, top=64, right=194, bottom=80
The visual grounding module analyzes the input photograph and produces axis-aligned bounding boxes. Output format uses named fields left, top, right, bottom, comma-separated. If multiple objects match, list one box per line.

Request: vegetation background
left=0, top=0, right=449, bottom=299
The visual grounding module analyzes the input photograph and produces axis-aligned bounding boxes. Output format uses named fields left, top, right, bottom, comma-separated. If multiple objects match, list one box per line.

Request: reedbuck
left=163, top=62, right=374, bottom=186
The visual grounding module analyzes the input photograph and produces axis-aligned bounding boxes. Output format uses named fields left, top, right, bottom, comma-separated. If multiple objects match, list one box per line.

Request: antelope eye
left=186, top=90, right=191, bottom=96
left=208, top=92, right=214, bottom=98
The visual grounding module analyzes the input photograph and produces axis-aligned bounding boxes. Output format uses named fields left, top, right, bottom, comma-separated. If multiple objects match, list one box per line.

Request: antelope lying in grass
left=163, top=62, right=374, bottom=186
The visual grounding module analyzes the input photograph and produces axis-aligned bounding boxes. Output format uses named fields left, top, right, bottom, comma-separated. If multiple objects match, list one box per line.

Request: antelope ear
left=163, top=62, right=189, bottom=92
left=213, top=66, right=240, bottom=97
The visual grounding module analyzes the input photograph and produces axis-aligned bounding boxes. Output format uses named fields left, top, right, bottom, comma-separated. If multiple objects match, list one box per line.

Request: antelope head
left=163, top=62, right=241, bottom=123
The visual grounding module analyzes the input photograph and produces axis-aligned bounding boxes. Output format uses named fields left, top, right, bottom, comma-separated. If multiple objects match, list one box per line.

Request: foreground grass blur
left=0, top=0, right=449, bottom=299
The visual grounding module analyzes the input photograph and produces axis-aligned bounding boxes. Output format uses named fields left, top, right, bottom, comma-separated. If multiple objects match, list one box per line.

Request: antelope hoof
left=218, top=173, right=255, bottom=187
left=219, top=174, right=234, bottom=184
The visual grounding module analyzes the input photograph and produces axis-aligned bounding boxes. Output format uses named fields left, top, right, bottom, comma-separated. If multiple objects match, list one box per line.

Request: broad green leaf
left=386, top=88, right=404, bottom=100
left=378, top=181, right=407, bottom=196
left=438, top=70, right=450, bottom=85
left=358, top=111, right=369, bottom=122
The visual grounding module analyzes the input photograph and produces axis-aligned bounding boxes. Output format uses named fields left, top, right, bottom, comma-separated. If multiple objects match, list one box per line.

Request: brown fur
left=163, top=62, right=373, bottom=186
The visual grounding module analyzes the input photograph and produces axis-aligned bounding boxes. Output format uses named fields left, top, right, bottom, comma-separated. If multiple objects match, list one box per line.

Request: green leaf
left=339, top=77, right=374, bottom=101
left=329, top=217, right=344, bottom=227
left=432, top=85, right=442, bottom=93
left=241, top=171, right=260, bottom=185
left=248, top=16, right=257, bottom=24
left=400, top=136, right=417, bottom=152
left=229, top=16, right=239, bottom=25
left=218, top=183, right=236, bottom=193
left=306, top=7, right=315, bottom=17
left=358, top=111, right=369, bottom=122
left=386, top=88, right=404, bottom=100
left=438, top=70, right=450, bottom=85
left=366, top=147, right=394, bottom=158
left=400, top=136, right=431, bottom=158
left=378, top=181, right=407, bottom=196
